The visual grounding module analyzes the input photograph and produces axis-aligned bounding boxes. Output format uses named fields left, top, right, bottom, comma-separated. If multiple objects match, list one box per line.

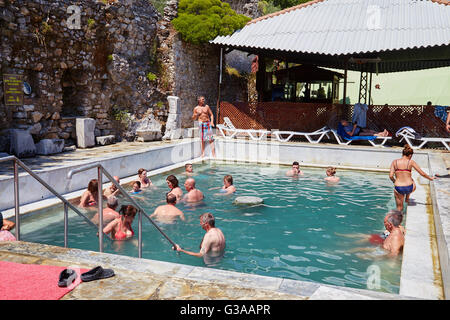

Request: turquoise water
left=20, top=161, right=402, bottom=293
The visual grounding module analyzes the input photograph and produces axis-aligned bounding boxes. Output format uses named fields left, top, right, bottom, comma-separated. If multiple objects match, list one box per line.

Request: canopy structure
left=211, top=0, right=450, bottom=74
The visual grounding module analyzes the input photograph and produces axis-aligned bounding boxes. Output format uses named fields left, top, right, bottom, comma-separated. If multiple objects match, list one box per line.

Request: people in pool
left=103, top=205, right=136, bottom=240
left=130, top=181, right=142, bottom=194
left=182, top=178, right=204, bottom=203
left=79, top=179, right=106, bottom=209
left=174, top=212, right=225, bottom=261
left=286, top=161, right=303, bottom=176
left=138, top=168, right=152, bottom=188
left=389, top=144, right=436, bottom=212
left=103, top=176, right=121, bottom=198
left=0, top=212, right=16, bottom=241
left=150, top=193, right=185, bottom=223
left=324, top=167, right=340, bottom=183
left=166, top=175, right=183, bottom=201
left=91, top=196, right=121, bottom=225
left=219, top=175, right=236, bottom=195
left=183, top=163, right=194, bottom=176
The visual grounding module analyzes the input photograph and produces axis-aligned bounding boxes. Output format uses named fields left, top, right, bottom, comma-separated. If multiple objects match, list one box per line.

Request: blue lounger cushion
left=337, top=123, right=376, bottom=141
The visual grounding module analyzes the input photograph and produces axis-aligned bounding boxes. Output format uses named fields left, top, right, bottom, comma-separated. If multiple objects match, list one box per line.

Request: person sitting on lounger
left=340, top=120, right=389, bottom=137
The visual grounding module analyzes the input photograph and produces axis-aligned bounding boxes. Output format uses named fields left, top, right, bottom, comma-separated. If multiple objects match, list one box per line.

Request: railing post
left=13, top=160, right=20, bottom=241
left=98, top=166, right=103, bottom=253
left=138, top=210, right=143, bottom=258
left=64, top=203, right=68, bottom=248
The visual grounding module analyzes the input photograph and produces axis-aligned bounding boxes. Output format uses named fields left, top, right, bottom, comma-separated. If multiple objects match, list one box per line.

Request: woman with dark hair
left=103, top=205, right=137, bottom=240
left=166, top=175, right=183, bottom=200
left=389, top=145, right=436, bottom=211
left=137, top=168, right=152, bottom=188
left=79, top=179, right=105, bottom=208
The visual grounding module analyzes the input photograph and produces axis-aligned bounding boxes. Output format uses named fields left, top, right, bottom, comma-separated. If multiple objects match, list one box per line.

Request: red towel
left=0, top=260, right=89, bottom=300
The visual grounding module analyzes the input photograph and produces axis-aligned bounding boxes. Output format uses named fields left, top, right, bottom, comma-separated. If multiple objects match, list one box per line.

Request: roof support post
left=216, top=47, right=223, bottom=125
left=256, top=55, right=266, bottom=102
left=358, top=70, right=369, bottom=104
left=368, top=72, right=373, bottom=106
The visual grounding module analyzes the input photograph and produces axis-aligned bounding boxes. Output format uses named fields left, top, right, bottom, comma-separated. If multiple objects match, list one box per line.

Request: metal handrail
left=67, top=163, right=177, bottom=258
left=0, top=155, right=114, bottom=247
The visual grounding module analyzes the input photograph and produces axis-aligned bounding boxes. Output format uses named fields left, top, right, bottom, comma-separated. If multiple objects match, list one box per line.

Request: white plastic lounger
left=396, top=127, right=450, bottom=150
left=273, top=126, right=330, bottom=143
left=330, top=129, right=392, bottom=147
left=217, top=117, right=270, bottom=141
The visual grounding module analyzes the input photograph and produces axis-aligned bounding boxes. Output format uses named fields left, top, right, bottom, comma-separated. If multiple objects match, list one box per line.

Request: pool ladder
left=1, top=155, right=176, bottom=258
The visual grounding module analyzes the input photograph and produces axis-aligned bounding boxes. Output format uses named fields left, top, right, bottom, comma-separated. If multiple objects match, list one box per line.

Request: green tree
left=172, top=0, right=251, bottom=45
left=272, top=0, right=310, bottom=9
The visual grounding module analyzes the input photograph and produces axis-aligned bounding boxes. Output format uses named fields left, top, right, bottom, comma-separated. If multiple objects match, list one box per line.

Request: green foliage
left=225, top=65, right=242, bottom=78
left=172, top=0, right=251, bottom=45
left=156, top=101, right=165, bottom=109
left=41, top=21, right=52, bottom=34
left=271, top=0, right=310, bottom=9
left=111, top=105, right=131, bottom=126
left=147, top=72, right=158, bottom=82
left=87, top=18, right=95, bottom=29
left=258, top=1, right=281, bottom=15
left=148, top=0, right=168, bottom=15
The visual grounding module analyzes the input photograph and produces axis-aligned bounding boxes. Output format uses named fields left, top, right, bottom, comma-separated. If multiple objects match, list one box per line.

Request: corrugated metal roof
left=211, top=0, right=450, bottom=56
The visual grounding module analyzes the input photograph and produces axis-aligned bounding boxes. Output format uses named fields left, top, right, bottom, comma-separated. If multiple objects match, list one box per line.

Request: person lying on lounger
left=340, top=120, right=390, bottom=137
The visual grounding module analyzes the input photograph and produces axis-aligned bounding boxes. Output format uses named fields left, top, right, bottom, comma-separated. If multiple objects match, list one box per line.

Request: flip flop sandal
left=80, top=266, right=115, bottom=282
left=58, top=269, right=77, bottom=287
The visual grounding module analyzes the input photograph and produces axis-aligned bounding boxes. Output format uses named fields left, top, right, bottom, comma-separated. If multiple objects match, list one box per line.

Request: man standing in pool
left=150, top=193, right=185, bottom=223
left=286, top=161, right=303, bottom=176
left=174, top=212, right=225, bottom=263
left=183, top=178, right=204, bottom=203
left=192, top=96, right=216, bottom=158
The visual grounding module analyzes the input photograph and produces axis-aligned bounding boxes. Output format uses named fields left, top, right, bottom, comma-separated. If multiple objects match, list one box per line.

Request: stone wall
left=0, top=0, right=165, bottom=150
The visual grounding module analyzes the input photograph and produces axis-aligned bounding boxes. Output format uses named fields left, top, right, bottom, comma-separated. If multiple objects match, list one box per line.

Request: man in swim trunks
left=91, top=196, right=120, bottom=225
left=192, top=96, right=216, bottom=158
left=174, top=212, right=225, bottom=261
left=150, top=193, right=185, bottom=223
left=286, top=161, right=303, bottom=176
left=183, top=178, right=204, bottom=203
left=340, top=120, right=389, bottom=137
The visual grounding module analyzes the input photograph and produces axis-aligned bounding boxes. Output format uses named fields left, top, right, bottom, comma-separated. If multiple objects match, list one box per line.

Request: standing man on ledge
left=192, top=96, right=216, bottom=158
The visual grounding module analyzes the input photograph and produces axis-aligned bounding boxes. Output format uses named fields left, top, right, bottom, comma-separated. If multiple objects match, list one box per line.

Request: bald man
left=183, top=178, right=204, bottom=203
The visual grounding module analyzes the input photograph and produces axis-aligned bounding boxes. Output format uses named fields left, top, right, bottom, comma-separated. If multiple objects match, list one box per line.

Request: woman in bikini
left=79, top=179, right=105, bottom=209
left=389, top=145, right=436, bottom=212
left=166, top=175, right=183, bottom=201
left=103, top=205, right=137, bottom=240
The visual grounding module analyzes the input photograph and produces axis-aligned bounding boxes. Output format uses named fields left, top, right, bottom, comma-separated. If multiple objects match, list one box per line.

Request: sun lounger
left=331, top=123, right=392, bottom=147
left=272, top=126, right=330, bottom=143
left=396, top=127, right=450, bottom=150
left=217, top=117, right=270, bottom=141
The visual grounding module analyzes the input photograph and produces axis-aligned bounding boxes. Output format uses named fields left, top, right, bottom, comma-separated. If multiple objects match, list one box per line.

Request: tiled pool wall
left=1, top=137, right=448, bottom=299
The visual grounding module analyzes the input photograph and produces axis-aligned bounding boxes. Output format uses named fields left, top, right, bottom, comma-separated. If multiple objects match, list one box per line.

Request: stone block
left=35, top=139, right=64, bottom=155
left=183, top=127, right=198, bottom=138
left=76, top=118, right=96, bottom=148
left=10, top=129, right=36, bottom=158
left=136, top=130, right=162, bottom=142
left=96, top=135, right=116, bottom=146
left=167, top=96, right=180, bottom=114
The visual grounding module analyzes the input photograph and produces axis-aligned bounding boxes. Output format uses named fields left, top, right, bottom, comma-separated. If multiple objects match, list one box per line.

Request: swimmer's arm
left=411, top=160, right=436, bottom=181
left=174, top=244, right=204, bottom=257
left=1, top=219, right=15, bottom=231
left=79, top=191, right=89, bottom=208
left=191, top=107, right=198, bottom=120
left=207, top=105, right=214, bottom=126
left=103, top=219, right=118, bottom=235
left=179, top=212, right=186, bottom=221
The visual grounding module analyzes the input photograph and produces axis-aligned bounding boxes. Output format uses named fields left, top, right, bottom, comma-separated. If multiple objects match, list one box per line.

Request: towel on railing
left=434, top=105, right=448, bottom=123
left=337, top=123, right=376, bottom=140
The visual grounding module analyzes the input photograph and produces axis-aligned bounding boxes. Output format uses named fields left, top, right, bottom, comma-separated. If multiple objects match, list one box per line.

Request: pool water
left=20, top=161, right=402, bottom=293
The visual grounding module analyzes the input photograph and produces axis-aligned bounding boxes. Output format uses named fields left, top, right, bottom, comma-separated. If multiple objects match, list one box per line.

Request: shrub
left=172, top=0, right=251, bottom=45
left=147, top=72, right=158, bottom=82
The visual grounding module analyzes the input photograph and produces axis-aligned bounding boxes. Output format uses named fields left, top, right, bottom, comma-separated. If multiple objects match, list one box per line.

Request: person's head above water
left=402, top=144, right=414, bottom=158
left=106, top=196, right=118, bottom=209
left=326, top=167, right=336, bottom=176
left=166, top=175, right=179, bottom=189
left=166, top=192, right=177, bottom=205
left=199, top=212, right=215, bottom=229
left=132, top=181, right=141, bottom=192
left=87, top=179, right=99, bottom=194
left=138, top=168, right=147, bottom=179
left=119, top=205, right=137, bottom=219
left=292, top=161, right=300, bottom=172
left=384, top=211, right=403, bottom=232
left=223, top=175, right=233, bottom=187
left=185, top=163, right=193, bottom=173
left=184, top=178, right=196, bottom=191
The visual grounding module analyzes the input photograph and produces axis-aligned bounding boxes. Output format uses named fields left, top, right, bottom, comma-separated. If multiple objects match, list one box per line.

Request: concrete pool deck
left=0, top=137, right=449, bottom=300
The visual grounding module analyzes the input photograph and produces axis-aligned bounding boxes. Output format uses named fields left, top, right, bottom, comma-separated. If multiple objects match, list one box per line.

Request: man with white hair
left=382, top=212, right=405, bottom=257
left=91, top=195, right=120, bottom=225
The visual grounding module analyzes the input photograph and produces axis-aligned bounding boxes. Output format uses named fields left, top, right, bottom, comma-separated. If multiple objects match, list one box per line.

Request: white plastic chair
left=396, top=127, right=450, bottom=150
left=272, top=126, right=330, bottom=143
left=217, top=117, right=270, bottom=141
